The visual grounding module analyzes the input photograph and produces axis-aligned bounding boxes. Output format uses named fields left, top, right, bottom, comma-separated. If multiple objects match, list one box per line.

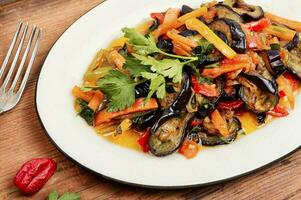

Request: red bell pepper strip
left=191, top=119, right=203, bottom=126
left=151, top=13, right=165, bottom=24
left=138, top=128, right=151, bottom=153
left=218, top=100, right=244, bottom=110
left=283, top=71, right=299, bottom=91
left=245, top=18, right=271, bottom=32
left=268, top=104, right=289, bottom=117
left=179, top=139, right=200, bottom=159
left=191, top=76, right=218, bottom=97
left=14, top=158, right=57, bottom=195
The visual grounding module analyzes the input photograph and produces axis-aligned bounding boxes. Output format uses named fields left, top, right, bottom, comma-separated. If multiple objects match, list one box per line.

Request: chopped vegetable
left=177, top=7, right=208, bottom=26
left=264, top=25, right=296, bottom=41
left=186, top=18, right=237, bottom=59
left=166, top=29, right=198, bottom=48
left=116, top=119, right=133, bottom=135
left=277, top=75, right=295, bottom=109
left=179, top=139, right=200, bottom=159
left=95, top=98, right=158, bottom=125
left=283, top=71, right=299, bottom=91
left=265, top=12, right=301, bottom=32
left=268, top=104, right=289, bottom=117
left=88, top=91, right=104, bottom=111
left=191, top=76, right=218, bottom=97
left=78, top=99, right=95, bottom=126
left=218, top=100, right=244, bottom=110
left=109, top=50, right=126, bottom=69
left=150, top=12, right=165, bottom=24
left=72, top=86, right=94, bottom=102
left=210, top=109, right=230, bottom=136
left=138, top=128, right=151, bottom=152
left=244, top=18, right=271, bottom=32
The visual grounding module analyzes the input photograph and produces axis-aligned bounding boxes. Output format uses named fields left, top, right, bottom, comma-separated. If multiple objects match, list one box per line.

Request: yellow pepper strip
left=265, top=12, right=301, bottom=32
left=109, top=50, right=125, bottom=69
left=263, top=25, right=296, bottom=41
left=167, top=29, right=198, bottom=48
left=276, top=75, right=295, bottom=109
left=186, top=18, right=237, bottom=59
left=177, top=7, right=208, bottom=25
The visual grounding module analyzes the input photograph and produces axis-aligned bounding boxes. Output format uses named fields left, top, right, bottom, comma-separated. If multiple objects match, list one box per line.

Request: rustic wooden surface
left=0, top=0, right=301, bottom=199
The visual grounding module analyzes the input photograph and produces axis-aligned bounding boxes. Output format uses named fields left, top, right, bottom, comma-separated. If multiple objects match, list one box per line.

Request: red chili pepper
left=245, top=18, right=271, bottom=32
left=283, top=71, right=299, bottom=91
left=218, top=100, right=244, bottom=110
left=150, top=12, right=165, bottom=24
left=279, top=90, right=286, bottom=98
left=268, top=104, right=289, bottom=117
left=191, top=76, right=218, bottom=97
left=191, top=119, right=203, bottom=126
left=138, top=128, right=151, bottom=153
left=13, top=158, right=57, bottom=195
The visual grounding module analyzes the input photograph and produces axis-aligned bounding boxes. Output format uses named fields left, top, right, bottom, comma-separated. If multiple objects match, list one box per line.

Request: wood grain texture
left=0, top=0, right=300, bottom=199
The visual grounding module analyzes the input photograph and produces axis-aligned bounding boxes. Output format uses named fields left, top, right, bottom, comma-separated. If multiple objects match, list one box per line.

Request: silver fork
left=0, top=23, right=41, bottom=114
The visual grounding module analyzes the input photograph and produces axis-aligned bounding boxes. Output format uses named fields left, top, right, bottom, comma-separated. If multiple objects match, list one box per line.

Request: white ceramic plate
left=36, top=0, right=301, bottom=188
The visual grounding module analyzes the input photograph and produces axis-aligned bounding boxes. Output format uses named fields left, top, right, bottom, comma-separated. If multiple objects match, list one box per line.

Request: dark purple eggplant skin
left=135, top=81, right=150, bottom=98
left=221, top=85, right=241, bottom=101
left=242, top=73, right=278, bottom=95
left=133, top=110, right=160, bottom=131
left=285, top=33, right=299, bottom=51
left=157, top=36, right=173, bottom=53
left=181, top=5, right=194, bottom=15
left=179, top=29, right=198, bottom=37
left=209, top=18, right=246, bottom=53
left=213, top=4, right=244, bottom=23
left=232, top=0, right=264, bottom=22
left=262, top=50, right=287, bottom=77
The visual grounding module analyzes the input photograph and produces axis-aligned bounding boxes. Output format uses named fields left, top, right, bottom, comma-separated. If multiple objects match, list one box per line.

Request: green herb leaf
left=77, top=99, right=95, bottom=125
left=48, top=191, right=59, bottom=200
left=123, top=57, right=151, bottom=77
left=141, top=72, right=166, bottom=99
left=193, top=39, right=214, bottom=58
left=97, top=70, right=137, bottom=112
left=122, top=27, right=198, bottom=61
left=198, top=76, right=213, bottom=84
left=204, top=62, right=220, bottom=69
left=134, top=54, right=185, bottom=83
left=58, top=192, right=80, bottom=200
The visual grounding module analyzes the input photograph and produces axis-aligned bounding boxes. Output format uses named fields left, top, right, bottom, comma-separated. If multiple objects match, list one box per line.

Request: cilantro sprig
left=122, top=28, right=198, bottom=61
left=47, top=191, right=80, bottom=200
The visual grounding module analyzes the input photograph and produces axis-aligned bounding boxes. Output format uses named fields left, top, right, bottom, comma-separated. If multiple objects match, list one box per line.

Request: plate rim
left=35, top=0, right=301, bottom=189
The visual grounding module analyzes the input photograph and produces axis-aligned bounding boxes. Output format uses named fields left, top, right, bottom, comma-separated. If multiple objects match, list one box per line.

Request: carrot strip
left=186, top=18, right=237, bottom=59
left=109, top=50, right=125, bottom=69
left=88, top=91, right=104, bottom=111
left=72, top=86, right=94, bottom=102
left=265, top=12, right=301, bottom=32
left=172, top=41, right=191, bottom=56
left=210, top=109, right=229, bottom=136
left=167, top=29, right=198, bottom=48
left=95, top=98, right=158, bottom=125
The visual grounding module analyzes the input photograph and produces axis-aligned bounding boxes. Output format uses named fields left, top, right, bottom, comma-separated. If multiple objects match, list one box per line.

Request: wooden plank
left=0, top=0, right=301, bottom=199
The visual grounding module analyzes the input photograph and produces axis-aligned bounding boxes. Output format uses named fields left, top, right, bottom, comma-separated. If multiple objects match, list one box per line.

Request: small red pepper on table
left=138, top=128, right=151, bottom=153
left=13, top=158, right=57, bottom=195
left=218, top=100, right=244, bottom=110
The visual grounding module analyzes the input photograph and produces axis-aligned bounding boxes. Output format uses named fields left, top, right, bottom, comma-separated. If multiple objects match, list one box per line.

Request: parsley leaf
left=133, top=54, right=186, bottom=83
left=97, top=70, right=137, bottom=112
left=58, top=192, right=80, bottom=200
left=123, top=57, right=151, bottom=77
left=193, top=38, right=214, bottom=58
left=141, top=72, right=166, bottom=99
left=47, top=191, right=59, bottom=200
left=122, top=28, right=198, bottom=61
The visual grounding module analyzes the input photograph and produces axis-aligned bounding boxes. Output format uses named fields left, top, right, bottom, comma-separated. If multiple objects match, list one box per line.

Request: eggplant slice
left=242, top=73, right=278, bottom=95
left=261, top=50, right=287, bottom=77
left=285, top=33, right=299, bottom=51
left=149, top=113, right=194, bottom=156
left=283, top=39, right=301, bottom=79
left=238, top=76, right=279, bottom=114
left=189, top=117, right=242, bottom=146
left=148, top=73, right=192, bottom=156
left=232, top=0, right=264, bottom=22
left=209, top=18, right=246, bottom=53
left=212, top=4, right=243, bottom=23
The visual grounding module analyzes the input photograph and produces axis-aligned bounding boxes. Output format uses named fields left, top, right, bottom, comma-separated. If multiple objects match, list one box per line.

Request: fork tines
left=0, top=22, right=41, bottom=94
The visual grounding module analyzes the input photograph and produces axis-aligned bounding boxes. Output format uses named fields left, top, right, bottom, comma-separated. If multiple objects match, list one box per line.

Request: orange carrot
left=88, top=91, right=104, bottom=111
left=179, top=139, right=200, bottom=159
left=210, top=109, right=229, bottom=136
left=265, top=12, right=301, bottom=32
left=95, top=98, right=158, bottom=125
left=202, top=63, right=252, bottom=78
left=172, top=41, right=191, bottom=56
left=172, top=40, right=192, bottom=52
left=152, top=8, right=180, bottom=39
left=167, top=29, right=198, bottom=48
left=277, top=75, right=295, bottom=109
left=72, top=86, right=94, bottom=102
left=109, top=50, right=125, bottom=69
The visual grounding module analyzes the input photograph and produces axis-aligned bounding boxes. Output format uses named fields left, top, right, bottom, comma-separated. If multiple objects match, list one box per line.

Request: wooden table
left=0, top=0, right=301, bottom=199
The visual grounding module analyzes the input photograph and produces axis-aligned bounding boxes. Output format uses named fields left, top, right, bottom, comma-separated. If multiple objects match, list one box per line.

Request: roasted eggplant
left=239, top=76, right=279, bottom=114
left=242, top=73, right=278, bottom=95
left=209, top=18, right=246, bottom=53
left=179, top=29, right=198, bottom=37
left=149, top=73, right=192, bottom=156
left=133, top=110, right=160, bottom=131
left=213, top=4, right=243, bottom=23
left=285, top=33, right=300, bottom=51
left=232, top=0, right=264, bottom=22
left=135, top=81, right=150, bottom=98
left=181, top=5, right=194, bottom=15
left=188, top=117, right=242, bottom=146
left=149, top=113, right=194, bottom=156
left=221, top=85, right=241, bottom=101
left=157, top=35, right=173, bottom=53
left=261, top=50, right=286, bottom=77
left=283, top=39, right=301, bottom=79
